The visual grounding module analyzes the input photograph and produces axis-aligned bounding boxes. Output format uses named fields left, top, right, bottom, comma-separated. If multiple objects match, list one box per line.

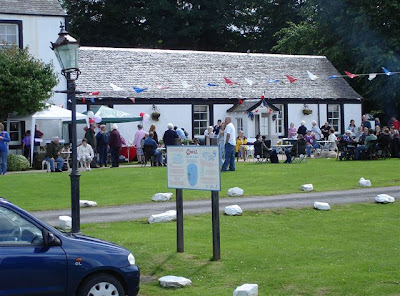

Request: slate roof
left=77, top=47, right=362, bottom=100
left=0, top=0, right=66, bottom=16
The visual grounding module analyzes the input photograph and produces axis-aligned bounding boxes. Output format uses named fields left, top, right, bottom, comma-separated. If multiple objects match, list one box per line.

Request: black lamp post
left=51, top=25, right=81, bottom=233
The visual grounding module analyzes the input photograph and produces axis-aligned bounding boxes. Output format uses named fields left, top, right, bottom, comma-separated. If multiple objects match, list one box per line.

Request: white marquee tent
left=30, top=104, right=88, bottom=166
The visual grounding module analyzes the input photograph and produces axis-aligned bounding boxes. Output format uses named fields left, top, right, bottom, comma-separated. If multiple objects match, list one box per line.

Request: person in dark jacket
left=144, top=132, right=163, bottom=165
left=162, top=123, right=179, bottom=147
left=85, top=124, right=97, bottom=150
left=96, top=125, right=109, bottom=167
left=297, top=120, right=307, bottom=136
left=284, top=134, right=307, bottom=163
left=109, top=124, right=122, bottom=167
left=44, top=136, right=64, bottom=172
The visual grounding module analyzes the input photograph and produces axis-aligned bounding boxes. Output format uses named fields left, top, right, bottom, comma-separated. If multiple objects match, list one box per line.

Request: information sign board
left=167, top=146, right=221, bottom=191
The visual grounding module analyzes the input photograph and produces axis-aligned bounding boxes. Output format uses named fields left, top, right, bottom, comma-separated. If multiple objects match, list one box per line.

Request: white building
left=0, top=0, right=67, bottom=149
left=76, top=47, right=362, bottom=143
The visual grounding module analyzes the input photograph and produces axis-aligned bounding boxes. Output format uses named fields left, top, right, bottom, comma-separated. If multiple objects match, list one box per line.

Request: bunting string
left=78, top=67, right=399, bottom=103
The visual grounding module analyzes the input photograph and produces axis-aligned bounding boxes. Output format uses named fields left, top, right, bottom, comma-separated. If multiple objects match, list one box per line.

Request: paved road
left=32, top=186, right=399, bottom=226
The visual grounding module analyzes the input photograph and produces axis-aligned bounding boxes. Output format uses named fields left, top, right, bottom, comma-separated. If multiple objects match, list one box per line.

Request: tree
left=0, top=45, right=58, bottom=122
left=272, top=0, right=400, bottom=120
left=62, top=0, right=303, bottom=52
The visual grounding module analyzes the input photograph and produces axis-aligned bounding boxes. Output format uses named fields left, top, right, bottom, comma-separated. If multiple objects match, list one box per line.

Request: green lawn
left=82, top=202, right=400, bottom=295
left=1, top=158, right=399, bottom=211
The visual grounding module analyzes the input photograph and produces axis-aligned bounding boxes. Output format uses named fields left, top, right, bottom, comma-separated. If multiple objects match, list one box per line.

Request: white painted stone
left=58, top=215, right=71, bottom=229
left=148, top=210, right=177, bottom=224
left=227, top=187, right=244, bottom=197
left=359, top=177, right=372, bottom=187
left=375, top=194, right=395, bottom=204
left=159, top=276, right=192, bottom=288
left=301, top=184, right=313, bottom=191
left=152, top=192, right=173, bottom=202
left=233, top=283, right=258, bottom=296
left=225, top=205, right=243, bottom=216
left=314, top=201, right=330, bottom=210
left=80, top=200, right=98, bottom=207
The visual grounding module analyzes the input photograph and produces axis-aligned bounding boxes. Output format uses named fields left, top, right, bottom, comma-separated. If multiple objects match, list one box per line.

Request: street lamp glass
left=51, top=26, right=80, bottom=72
left=54, top=42, right=79, bottom=71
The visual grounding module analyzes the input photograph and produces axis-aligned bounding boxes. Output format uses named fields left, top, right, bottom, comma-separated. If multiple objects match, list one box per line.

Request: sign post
left=176, top=188, right=184, bottom=253
left=167, top=146, right=221, bottom=260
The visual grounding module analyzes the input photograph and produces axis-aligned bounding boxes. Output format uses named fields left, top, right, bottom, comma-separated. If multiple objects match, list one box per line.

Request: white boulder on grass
left=159, top=276, right=192, bottom=288
left=148, top=210, right=176, bottom=224
left=375, top=194, right=395, bottom=204
left=314, top=201, right=331, bottom=210
left=227, top=187, right=244, bottom=197
left=79, top=200, right=98, bottom=207
left=152, top=192, right=173, bottom=202
left=233, top=283, right=258, bottom=296
left=225, top=205, right=243, bottom=216
left=58, top=215, right=71, bottom=229
left=359, top=177, right=372, bottom=187
left=301, top=184, right=313, bottom=192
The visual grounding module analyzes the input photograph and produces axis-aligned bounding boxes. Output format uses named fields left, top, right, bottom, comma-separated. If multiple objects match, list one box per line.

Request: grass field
left=1, top=158, right=399, bottom=211
left=82, top=202, right=400, bottom=295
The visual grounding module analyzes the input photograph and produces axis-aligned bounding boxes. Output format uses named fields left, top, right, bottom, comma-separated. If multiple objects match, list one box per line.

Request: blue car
left=0, top=198, right=140, bottom=296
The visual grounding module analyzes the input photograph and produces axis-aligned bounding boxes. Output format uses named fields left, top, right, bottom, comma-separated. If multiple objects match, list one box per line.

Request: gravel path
left=32, top=186, right=399, bottom=226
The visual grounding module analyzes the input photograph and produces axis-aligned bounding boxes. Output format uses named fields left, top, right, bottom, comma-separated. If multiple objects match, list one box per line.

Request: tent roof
left=83, top=105, right=142, bottom=123
left=32, top=104, right=87, bottom=121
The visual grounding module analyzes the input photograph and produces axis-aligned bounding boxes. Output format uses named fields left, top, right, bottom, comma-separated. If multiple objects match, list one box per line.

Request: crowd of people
left=285, top=115, right=400, bottom=161
left=0, top=114, right=399, bottom=175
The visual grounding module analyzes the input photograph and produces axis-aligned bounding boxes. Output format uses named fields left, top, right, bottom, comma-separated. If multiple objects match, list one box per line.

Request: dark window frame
left=0, top=20, right=23, bottom=49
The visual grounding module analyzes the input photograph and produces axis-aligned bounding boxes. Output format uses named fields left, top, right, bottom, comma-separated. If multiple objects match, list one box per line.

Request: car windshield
left=0, top=206, right=43, bottom=245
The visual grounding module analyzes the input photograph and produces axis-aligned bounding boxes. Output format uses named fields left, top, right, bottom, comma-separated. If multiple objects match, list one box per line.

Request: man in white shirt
left=221, top=117, right=236, bottom=171
left=77, top=138, right=94, bottom=171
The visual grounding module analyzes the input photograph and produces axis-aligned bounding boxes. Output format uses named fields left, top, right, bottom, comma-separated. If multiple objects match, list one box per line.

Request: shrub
left=7, top=154, right=30, bottom=171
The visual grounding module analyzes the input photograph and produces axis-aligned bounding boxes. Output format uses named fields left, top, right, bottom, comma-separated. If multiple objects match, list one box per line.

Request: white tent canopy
left=30, top=104, right=88, bottom=166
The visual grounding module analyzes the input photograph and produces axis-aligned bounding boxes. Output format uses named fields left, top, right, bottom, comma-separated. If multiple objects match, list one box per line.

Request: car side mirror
left=42, top=228, right=61, bottom=247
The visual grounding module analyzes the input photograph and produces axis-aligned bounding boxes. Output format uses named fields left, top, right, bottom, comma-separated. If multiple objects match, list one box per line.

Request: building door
left=260, top=113, right=269, bottom=136
left=254, top=115, right=260, bottom=136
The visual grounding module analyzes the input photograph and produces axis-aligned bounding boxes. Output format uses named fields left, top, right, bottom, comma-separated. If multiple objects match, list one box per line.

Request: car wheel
left=78, top=273, right=125, bottom=296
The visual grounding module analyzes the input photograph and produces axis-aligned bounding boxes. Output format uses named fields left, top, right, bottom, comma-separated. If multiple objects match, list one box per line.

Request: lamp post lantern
left=51, top=24, right=81, bottom=233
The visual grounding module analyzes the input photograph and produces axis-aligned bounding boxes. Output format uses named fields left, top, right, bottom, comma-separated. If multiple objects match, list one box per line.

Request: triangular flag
left=82, top=97, right=86, bottom=103
left=382, top=67, right=393, bottom=76
left=181, top=81, right=192, bottom=88
left=368, top=73, right=377, bottom=81
left=129, top=98, right=135, bottom=103
left=267, top=79, right=280, bottom=83
left=110, top=83, right=124, bottom=91
left=245, top=78, right=254, bottom=86
left=132, top=86, right=147, bottom=93
left=224, top=77, right=238, bottom=85
left=285, top=75, right=298, bottom=83
left=207, top=83, right=218, bottom=87
left=90, top=98, right=95, bottom=103
left=307, top=71, right=318, bottom=81
left=87, top=91, right=100, bottom=95
left=156, top=84, right=170, bottom=89
left=344, top=71, right=358, bottom=78
left=328, top=75, right=340, bottom=80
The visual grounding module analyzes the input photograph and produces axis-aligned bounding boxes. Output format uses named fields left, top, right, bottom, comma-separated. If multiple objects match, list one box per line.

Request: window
left=0, top=207, right=43, bottom=245
left=0, top=23, right=19, bottom=49
left=236, top=118, right=243, bottom=133
left=274, top=104, right=284, bottom=136
left=328, top=104, right=340, bottom=133
left=8, top=121, right=22, bottom=145
left=193, top=105, right=209, bottom=136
